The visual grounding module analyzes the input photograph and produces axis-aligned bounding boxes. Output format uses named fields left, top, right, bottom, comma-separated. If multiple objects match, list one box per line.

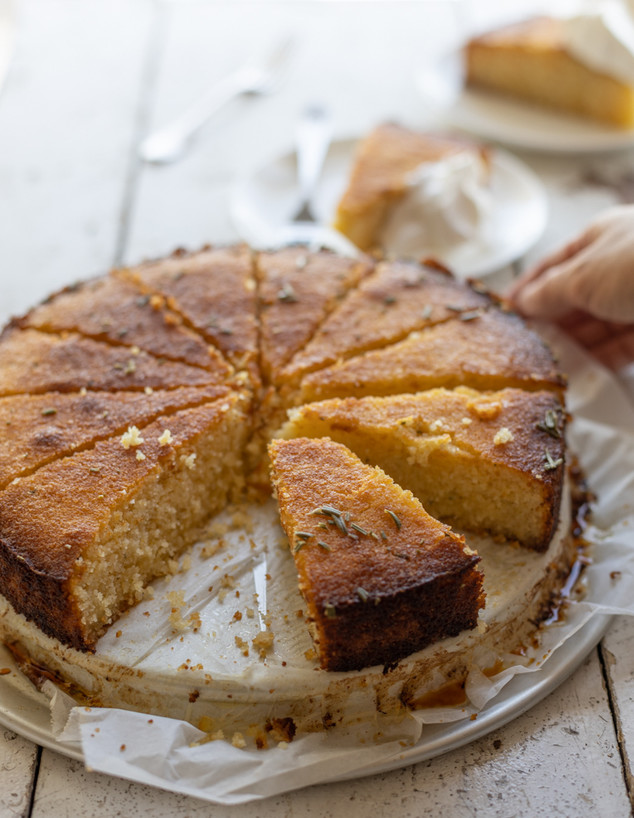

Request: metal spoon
left=139, top=38, right=292, bottom=165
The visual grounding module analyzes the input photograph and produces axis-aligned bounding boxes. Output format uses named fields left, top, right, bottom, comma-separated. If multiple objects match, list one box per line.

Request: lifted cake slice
left=299, top=308, right=565, bottom=403
left=278, top=388, right=566, bottom=551
left=268, top=436, right=484, bottom=672
left=0, top=394, right=248, bottom=651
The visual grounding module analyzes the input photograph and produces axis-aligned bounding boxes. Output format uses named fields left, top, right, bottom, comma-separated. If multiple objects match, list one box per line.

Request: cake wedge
left=0, top=394, right=248, bottom=651
left=278, top=388, right=566, bottom=551
left=298, top=308, right=565, bottom=404
left=268, top=436, right=484, bottom=672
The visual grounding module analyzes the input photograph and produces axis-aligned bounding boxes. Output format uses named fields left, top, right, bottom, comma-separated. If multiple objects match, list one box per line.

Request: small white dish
left=230, top=136, right=548, bottom=280
left=417, top=49, right=634, bottom=154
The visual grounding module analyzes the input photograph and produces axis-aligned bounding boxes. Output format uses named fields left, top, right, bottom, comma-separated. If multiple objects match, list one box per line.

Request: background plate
left=231, top=136, right=547, bottom=280
left=417, top=50, right=634, bottom=154
left=0, top=612, right=612, bottom=773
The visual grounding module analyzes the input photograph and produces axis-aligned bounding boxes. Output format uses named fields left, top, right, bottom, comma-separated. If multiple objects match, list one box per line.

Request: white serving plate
left=230, top=136, right=547, bottom=280
left=417, top=49, right=634, bottom=154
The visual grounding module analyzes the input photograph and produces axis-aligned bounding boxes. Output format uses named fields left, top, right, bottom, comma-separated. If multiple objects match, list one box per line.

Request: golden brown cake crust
left=279, top=387, right=565, bottom=551
left=0, top=385, right=230, bottom=490
left=282, top=260, right=491, bottom=382
left=0, top=328, right=231, bottom=396
left=269, top=436, right=484, bottom=671
left=256, top=248, right=373, bottom=383
left=19, top=275, right=221, bottom=371
left=0, top=397, right=243, bottom=650
left=123, top=245, right=258, bottom=375
left=0, top=244, right=568, bottom=669
left=300, top=308, right=566, bottom=402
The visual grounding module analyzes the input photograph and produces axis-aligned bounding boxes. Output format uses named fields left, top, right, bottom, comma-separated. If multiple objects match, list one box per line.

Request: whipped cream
left=379, top=152, right=492, bottom=256
left=562, top=0, right=634, bottom=84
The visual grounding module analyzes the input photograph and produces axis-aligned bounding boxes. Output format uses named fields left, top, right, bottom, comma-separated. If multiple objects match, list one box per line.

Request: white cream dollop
left=562, top=0, right=634, bottom=84
left=379, top=152, right=492, bottom=256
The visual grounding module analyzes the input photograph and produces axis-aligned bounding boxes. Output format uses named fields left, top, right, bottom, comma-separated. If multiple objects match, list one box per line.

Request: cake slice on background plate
left=333, top=123, right=490, bottom=253
left=464, top=14, right=634, bottom=127
left=268, top=436, right=485, bottom=672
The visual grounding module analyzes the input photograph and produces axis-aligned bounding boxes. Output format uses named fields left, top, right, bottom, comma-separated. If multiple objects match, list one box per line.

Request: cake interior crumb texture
left=0, top=244, right=568, bottom=669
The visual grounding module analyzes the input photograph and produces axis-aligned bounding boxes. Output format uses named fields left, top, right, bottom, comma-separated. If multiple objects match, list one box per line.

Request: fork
left=139, top=38, right=292, bottom=165
left=291, top=104, right=333, bottom=223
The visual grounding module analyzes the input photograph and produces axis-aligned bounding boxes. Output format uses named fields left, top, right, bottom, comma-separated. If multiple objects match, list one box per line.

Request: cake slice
left=278, top=388, right=566, bottom=551
left=0, top=328, right=232, bottom=396
left=299, top=308, right=565, bottom=404
left=122, top=245, right=258, bottom=378
left=333, top=123, right=489, bottom=251
left=18, top=275, right=223, bottom=371
left=256, top=247, right=373, bottom=384
left=0, top=384, right=231, bottom=489
left=465, top=16, right=634, bottom=127
left=268, top=436, right=484, bottom=672
left=280, top=259, right=490, bottom=384
left=0, top=394, right=248, bottom=650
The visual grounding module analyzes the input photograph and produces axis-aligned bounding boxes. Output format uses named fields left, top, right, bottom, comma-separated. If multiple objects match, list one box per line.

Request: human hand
left=508, top=206, right=634, bottom=369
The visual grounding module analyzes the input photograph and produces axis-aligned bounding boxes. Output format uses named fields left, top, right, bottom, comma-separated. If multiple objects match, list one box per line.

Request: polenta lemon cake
left=0, top=243, right=576, bottom=739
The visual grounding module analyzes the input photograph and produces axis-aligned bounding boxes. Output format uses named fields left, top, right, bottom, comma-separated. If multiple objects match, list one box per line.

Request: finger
left=507, top=230, right=595, bottom=301
left=511, top=262, right=578, bottom=319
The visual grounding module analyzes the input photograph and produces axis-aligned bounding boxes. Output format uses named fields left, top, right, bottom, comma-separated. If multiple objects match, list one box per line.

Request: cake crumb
left=253, top=631, right=274, bottom=658
left=144, top=386, right=154, bottom=395
left=200, top=539, right=225, bottom=559
left=461, top=417, right=472, bottom=426
left=158, top=429, right=173, bottom=446
left=493, top=427, right=514, bottom=445
left=120, top=426, right=144, bottom=448
left=135, top=450, right=146, bottom=461
left=231, top=732, right=247, bottom=749
left=235, top=635, right=249, bottom=656
left=469, top=399, right=502, bottom=420
left=182, top=453, right=197, bottom=470
left=231, top=506, right=254, bottom=533
left=428, top=419, right=446, bottom=433
left=207, top=521, right=230, bottom=538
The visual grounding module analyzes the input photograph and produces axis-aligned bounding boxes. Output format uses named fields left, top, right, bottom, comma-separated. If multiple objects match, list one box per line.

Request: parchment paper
left=42, top=327, right=634, bottom=804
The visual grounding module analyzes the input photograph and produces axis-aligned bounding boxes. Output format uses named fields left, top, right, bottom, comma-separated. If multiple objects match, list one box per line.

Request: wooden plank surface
left=1, top=1, right=634, bottom=815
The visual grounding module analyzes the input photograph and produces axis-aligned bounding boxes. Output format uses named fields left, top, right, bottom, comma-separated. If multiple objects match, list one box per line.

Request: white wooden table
left=1, top=1, right=634, bottom=814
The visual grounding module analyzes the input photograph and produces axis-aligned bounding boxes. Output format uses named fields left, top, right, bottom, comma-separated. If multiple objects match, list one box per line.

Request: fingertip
left=512, top=280, right=564, bottom=320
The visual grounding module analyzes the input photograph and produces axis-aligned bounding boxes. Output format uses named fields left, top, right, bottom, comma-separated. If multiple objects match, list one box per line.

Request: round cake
left=0, top=244, right=574, bottom=741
